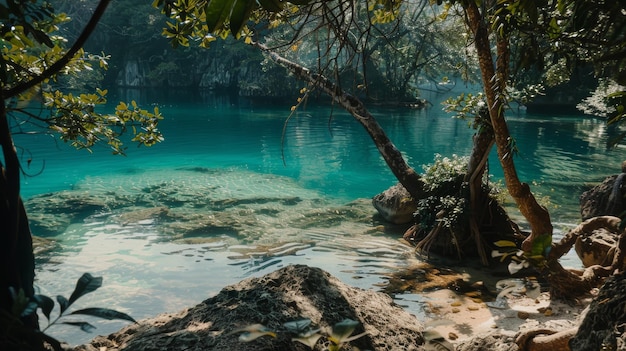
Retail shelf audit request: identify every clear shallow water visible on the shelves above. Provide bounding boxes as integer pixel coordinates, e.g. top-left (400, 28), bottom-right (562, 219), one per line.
top-left (16, 89), bottom-right (624, 344)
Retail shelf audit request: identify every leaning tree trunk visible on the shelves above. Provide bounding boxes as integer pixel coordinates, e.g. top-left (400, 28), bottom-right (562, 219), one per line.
top-left (464, 2), bottom-right (599, 299)
top-left (261, 44), bottom-right (520, 264)
top-left (257, 44), bottom-right (426, 201)
top-left (0, 95), bottom-right (38, 349)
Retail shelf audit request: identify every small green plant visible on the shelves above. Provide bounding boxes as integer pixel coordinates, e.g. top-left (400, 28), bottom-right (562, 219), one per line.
top-left (416, 154), bottom-right (471, 234)
top-left (421, 153), bottom-right (469, 190)
top-left (234, 318), bottom-right (367, 351)
top-left (491, 238), bottom-right (550, 275)
top-left (8, 273), bottom-right (136, 351)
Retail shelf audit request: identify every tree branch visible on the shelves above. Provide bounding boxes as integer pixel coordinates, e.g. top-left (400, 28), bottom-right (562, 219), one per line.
top-left (256, 43), bottom-right (425, 200)
top-left (3, 0), bottom-right (112, 98)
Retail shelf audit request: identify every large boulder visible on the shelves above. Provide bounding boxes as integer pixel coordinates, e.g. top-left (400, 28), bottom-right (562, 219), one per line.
top-left (580, 161), bottom-right (626, 221)
top-left (570, 271), bottom-right (626, 351)
top-left (72, 265), bottom-right (426, 351)
top-left (372, 183), bottom-right (417, 224)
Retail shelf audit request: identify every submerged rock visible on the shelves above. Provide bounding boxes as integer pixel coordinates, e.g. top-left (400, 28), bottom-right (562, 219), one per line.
top-left (72, 265), bottom-right (426, 351)
top-left (25, 191), bottom-right (113, 236)
top-left (372, 183), bottom-right (417, 224)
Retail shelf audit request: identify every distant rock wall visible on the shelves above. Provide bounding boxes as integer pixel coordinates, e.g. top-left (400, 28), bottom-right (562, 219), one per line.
top-left (116, 59), bottom-right (146, 87)
top-left (112, 49), bottom-right (302, 99)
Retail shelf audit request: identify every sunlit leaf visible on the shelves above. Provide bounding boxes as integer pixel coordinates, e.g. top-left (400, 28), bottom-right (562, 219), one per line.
top-left (493, 240), bottom-right (517, 248)
top-left (34, 294), bottom-right (55, 321)
top-left (68, 273), bottom-right (103, 307)
top-left (292, 333), bottom-right (322, 348)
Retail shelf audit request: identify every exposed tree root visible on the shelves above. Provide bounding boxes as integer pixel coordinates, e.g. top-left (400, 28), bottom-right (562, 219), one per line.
top-left (516, 328), bottom-right (578, 351)
top-left (546, 216), bottom-right (624, 299)
top-left (517, 216), bottom-right (625, 350)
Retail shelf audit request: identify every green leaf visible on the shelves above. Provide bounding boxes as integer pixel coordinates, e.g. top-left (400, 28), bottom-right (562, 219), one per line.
top-left (20, 301), bottom-right (39, 318)
top-left (34, 294), bottom-right (55, 321)
top-left (56, 295), bottom-right (69, 314)
top-left (229, 0), bottom-right (255, 37)
top-left (205, 0), bottom-right (232, 33)
top-left (283, 319), bottom-right (312, 333)
top-left (70, 308), bottom-right (137, 323)
top-left (493, 240), bottom-right (517, 248)
top-left (68, 273), bottom-right (103, 307)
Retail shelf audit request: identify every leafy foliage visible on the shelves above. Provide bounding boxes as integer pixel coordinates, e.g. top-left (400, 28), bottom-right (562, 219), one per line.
top-left (2, 0), bottom-right (164, 155)
top-left (7, 273), bottom-right (135, 351)
top-left (416, 154), bottom-right (471, 232)
top-left (1, 2), bottom-right (158, 350)
top-left (153, 0), bottom-right (473, 103)
top-left (491, 240), bottom-right (548, 275)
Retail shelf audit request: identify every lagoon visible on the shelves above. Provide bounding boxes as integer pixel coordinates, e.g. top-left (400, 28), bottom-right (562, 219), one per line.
top-left (18, 88), bottom-right (623, 345)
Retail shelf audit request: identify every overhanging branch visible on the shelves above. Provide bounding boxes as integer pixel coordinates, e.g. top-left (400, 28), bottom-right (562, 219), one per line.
top-left (3, 0), bottom-right (112, 98)
top-left (256, 43), bottom-right (425, 199)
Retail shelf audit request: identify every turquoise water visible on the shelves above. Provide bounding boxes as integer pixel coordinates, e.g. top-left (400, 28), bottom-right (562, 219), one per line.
top-left (17, 89), bottom-right (624, 344)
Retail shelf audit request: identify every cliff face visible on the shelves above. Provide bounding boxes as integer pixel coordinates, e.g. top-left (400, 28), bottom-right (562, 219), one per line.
top-left (111, 46), bottom-right (302, 99)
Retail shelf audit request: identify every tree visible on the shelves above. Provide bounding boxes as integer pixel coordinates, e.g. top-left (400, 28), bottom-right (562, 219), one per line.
top-left (153, 0), bottom-right (624, 299)
top-left (1, 1), bottom-right (162, 349)
top-left (449, 0), bottom-right (626, 298)
top-left (153, 0), bottom-right (520, 265)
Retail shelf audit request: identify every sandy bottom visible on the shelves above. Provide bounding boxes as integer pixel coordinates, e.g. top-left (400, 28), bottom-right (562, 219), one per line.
top-left (421, 287), bottom-right (589, 348)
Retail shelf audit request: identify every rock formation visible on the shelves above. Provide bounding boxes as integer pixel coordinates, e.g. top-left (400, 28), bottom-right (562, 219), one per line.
top-left (580, 161), bottom-right (626, 221)
top-left (569, 271), bottom-right (626, 350)
top-left (372, 183), bottom-right (417, 224)
top-left (71, 265), bottom-right (426, 351)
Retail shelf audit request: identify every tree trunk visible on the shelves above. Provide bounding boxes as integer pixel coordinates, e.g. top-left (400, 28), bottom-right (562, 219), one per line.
top-left (463, 2), bottom-right (606, 298)
top-left (258, 44), bottom-right (426, 201)
top-left (464, 108), bottom-right (495, 265)
top-left (0, 2), bottom-right (112, 348)
top-left (0, 95), bottom-right (38, 349)
top-left (464, 2), bottom-right (553, 253)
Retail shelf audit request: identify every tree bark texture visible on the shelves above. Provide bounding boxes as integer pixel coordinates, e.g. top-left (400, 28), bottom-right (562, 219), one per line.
top-left (462, 3), bottom-right (605, 298)
top-left (464, 108), bottom-right (495, 265)
top-left (0, 94), bottom-right (38, 348)
top-left (464, 2), bottom-right (553, 252)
